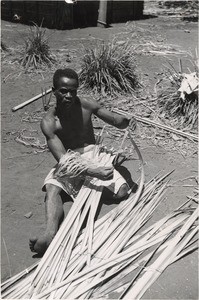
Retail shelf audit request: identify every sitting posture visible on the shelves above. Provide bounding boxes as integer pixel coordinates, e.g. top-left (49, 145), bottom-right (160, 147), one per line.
top-left (29, 68), bottom-right (134, 255)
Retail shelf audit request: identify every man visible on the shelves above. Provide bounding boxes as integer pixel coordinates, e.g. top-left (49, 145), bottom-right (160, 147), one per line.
top-left (29, 68), bottom-right (134, 255)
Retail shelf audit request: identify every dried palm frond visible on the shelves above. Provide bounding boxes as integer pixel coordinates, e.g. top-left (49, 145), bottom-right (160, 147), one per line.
top-left (121, 207), bottom-right (198, 299)
top-left (157, 58), bottom-right (198, 129)
top-left (1, 130), bottom-right (197, 299)
top-left (55, 150), bottom-right (90, 178)
top-left (2, 178), bottom-right (197, 299)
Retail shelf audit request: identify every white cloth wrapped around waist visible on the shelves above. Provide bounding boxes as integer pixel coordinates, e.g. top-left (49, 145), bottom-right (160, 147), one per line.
top-left (43, 145), bottom-right (127, 200)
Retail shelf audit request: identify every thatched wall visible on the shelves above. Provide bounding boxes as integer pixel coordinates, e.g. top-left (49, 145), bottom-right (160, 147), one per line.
top-left (1, 1), bottom-right (144, 29)
top-left (108, 0), bottom-right (144, 23)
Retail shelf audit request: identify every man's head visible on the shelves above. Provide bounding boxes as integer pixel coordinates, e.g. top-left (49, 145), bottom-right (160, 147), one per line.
top-left (52, 68), bottom-right (79, 108)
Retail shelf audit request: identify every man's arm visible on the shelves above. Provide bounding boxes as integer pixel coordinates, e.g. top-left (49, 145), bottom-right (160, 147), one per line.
top-left (41, 113), bottom-right (114, 180)
top-left (91, 100), bottom-right (130, 129)
top-left (41, 116), bottom-right (66, 162)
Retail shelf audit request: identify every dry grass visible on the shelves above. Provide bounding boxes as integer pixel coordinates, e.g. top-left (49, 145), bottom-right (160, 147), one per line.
top-left (17, 22), bottom-right (56, 70)
top-left (14, 128), bottom-right (48, 152)
top-left (79, 40), bottom-right (140, 96)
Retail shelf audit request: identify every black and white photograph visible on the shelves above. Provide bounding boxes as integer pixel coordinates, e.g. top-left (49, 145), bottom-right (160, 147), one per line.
top-left (1, 0), bottom-right (198, 299)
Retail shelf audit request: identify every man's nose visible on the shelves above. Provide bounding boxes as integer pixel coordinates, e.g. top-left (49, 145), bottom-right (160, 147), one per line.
top-left (65, 92), bottom-right (72, 97)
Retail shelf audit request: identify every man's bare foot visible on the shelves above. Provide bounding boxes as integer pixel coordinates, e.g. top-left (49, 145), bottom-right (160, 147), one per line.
top-left (29, 234), bottom-right (54, 255)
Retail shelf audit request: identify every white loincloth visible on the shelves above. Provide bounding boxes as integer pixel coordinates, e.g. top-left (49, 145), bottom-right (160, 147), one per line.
top-left (42, 145), bottom-right (127, 200)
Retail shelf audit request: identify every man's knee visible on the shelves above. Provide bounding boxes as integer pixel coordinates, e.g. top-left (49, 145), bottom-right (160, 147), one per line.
top-left (113, 183), bottom-right (129, 200)
top-left (45, 184), bottom-right (62, 200)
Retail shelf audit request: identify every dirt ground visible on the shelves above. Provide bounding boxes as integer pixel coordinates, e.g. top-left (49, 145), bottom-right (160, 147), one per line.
top-left (1, 8), bottom-right (198, 300)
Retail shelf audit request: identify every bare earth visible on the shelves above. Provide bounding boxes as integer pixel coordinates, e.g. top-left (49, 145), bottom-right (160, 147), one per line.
top-left (1, 12), bottom-right (198, 299)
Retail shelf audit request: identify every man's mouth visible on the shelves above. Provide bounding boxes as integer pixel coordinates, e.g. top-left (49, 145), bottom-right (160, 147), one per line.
top-left (62, 98), bottom-right (73, 107)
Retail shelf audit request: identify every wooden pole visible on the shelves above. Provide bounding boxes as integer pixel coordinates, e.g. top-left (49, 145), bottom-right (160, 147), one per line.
top-left (12, 88), bottom-right (52, 112)
top-left (113, 108), bottom-right (198, 142)
top-left (97, 0), bottom-right (108, 28)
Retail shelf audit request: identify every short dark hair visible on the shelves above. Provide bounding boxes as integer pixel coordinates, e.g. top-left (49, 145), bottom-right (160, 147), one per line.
top-left (53, 68), bottom-right (79, 88)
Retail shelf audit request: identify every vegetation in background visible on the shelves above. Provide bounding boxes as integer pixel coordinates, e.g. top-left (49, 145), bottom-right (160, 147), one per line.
top-left (79, 40), bottom-right (140, 96)
top-left (158, 0), bottom-right (198, 21)
top-left (158, 58), bottom-right (198, 129)
top-left (159, 0), bottom-right (194, 8)
top-left (18, 23), bottom-right (56, 70)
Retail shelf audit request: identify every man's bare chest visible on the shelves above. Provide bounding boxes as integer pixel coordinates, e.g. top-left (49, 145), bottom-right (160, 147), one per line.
top-left (54, 108), bottom-right (93, 147)
top-left (55, 114), bottom-right (83, 135)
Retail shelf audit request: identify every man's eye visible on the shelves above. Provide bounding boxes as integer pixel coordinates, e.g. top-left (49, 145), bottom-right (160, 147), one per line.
top-left (59, 90), bottom-right (74, 94)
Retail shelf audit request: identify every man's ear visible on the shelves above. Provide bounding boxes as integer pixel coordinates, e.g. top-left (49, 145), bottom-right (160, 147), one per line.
top-left (52, 87), bottom-right (56, 95)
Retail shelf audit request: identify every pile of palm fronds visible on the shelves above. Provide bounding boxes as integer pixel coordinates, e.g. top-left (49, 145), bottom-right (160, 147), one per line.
top-left (157, 59), bottom-right (198, 129)
top-left (79, 40), bottom-right (140, 96)
top-left (18, 23), bottom-right (56, 70)
top-left (1, 130), bottom-right (198, 299)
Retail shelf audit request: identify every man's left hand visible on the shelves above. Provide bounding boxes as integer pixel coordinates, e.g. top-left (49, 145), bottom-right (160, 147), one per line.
top-left (128, 116), bottom-right (136, 131)
top-left (113, 151), bottom-right (127, 167)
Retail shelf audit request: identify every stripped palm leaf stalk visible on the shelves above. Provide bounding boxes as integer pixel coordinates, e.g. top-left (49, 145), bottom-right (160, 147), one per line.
top-left (121, 206), bottom-right (198, 299)
top-left (1, 129), bottom-right (198, 299)
top-left (35, 202), bottom-right (197, 300)
top-left (93, 212), bottom-right (197, 298)
top-left (2, 128), bottom-right (120, 299)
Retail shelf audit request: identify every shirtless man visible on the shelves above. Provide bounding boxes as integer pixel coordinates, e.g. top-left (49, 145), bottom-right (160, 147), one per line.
top-left (29, 68), bottom-right (133, 255)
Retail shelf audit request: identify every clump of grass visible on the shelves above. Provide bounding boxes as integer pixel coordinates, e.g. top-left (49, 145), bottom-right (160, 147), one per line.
top-left (158, 59), bottom-right (198, 129)
top-left (18, 22), bottom-right (56, 70)
top-left (79, 40), bottom-right (140, 96)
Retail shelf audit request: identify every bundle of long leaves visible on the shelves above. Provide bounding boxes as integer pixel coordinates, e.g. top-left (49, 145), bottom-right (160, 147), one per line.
top-left (19, 23), bottom-right (56, 69)
top-left (158, 69), bottom-right (198, 129)
top-left (79, 40), bottom-right (140, 96)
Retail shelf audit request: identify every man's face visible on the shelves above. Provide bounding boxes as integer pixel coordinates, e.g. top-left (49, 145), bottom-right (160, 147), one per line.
top-left (54, 77), bottom-right (78, 108)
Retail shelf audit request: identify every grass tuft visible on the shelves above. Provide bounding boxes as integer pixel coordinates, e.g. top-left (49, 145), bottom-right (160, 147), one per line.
top-left (18, 22), bottom-right (56, 70)
top-left (79, 40), bottom-right (140, 96)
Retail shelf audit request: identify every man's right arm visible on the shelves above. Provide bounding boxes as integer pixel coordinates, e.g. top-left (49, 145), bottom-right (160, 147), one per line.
top-left (41, 116), bottom-right (66, 162)
top-left (41, 114), bottom-right (114, 180)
